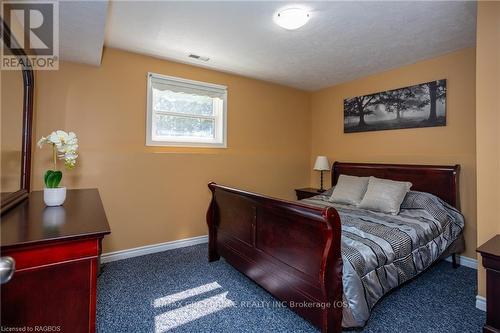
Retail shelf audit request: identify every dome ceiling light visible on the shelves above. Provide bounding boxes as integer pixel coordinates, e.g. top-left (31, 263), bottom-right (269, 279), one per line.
top-left (274, 7), bottom-right (310, 30)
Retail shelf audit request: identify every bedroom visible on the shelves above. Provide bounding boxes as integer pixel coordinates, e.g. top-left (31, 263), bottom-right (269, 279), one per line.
top-left (0, 1), bottom-right (499, 332)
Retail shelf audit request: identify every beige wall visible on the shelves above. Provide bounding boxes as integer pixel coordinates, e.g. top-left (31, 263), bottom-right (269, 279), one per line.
top-left (309, 48), bottom-right (477, 258)
top-left (476, 1), bottom-right (500, 297)
top-left (32, 48), bottom-right (311, 253)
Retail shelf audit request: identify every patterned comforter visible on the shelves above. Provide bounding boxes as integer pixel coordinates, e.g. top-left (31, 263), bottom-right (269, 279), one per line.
top-left (301, 190), bottom-right (464, 328)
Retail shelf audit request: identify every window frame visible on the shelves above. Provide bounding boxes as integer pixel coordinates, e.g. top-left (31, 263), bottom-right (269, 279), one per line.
top-left (146, 72), bottom-right (227, 148)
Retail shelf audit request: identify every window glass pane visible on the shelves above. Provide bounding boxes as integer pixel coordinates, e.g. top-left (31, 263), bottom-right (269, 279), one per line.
top-left (153, 88), bottom-right (217, 116)
top-left (154, 114), bottom-right (215, 138)
top-left (147, 73), bottom-right (226, 147)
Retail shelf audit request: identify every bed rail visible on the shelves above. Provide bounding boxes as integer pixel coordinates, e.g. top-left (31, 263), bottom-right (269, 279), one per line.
top-left (207, 183), bottom-right (343, 333)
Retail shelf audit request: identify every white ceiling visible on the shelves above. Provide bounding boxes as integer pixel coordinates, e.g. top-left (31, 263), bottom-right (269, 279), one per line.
top-left (59, 1), bottom-right (108, 66)
top-left (66, 1), bottom-right (476, 91)
top-left (4, 0), bottom-right (108, 66)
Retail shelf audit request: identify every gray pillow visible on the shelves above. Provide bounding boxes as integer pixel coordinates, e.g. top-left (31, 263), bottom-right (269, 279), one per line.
top-left (329, 175), bottom-right (369, 205)
top-left (358, 176), bottom-right (412, 215)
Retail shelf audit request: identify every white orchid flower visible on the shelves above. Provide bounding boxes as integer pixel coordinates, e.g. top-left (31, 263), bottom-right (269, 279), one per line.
top-left (37, 136), bottom-right (48, 148)
top-left (66, 132), bottom-right (78, 144)
top-left (46, 131), bottom-right (62, 147)
top-left (38, 130), bottom-right (79, 170)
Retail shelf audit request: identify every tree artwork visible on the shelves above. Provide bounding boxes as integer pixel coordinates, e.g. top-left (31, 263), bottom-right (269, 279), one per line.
top-left (344, 79), bottom-right (446, 133)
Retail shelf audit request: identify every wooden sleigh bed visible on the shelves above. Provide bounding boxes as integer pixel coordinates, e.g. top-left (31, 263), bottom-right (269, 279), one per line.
top-left (206, 162), bottom-right (462, 333)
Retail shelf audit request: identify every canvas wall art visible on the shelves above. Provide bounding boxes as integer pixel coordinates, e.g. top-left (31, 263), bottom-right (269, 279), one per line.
top-left (344, 79), bottom-right (446, 133)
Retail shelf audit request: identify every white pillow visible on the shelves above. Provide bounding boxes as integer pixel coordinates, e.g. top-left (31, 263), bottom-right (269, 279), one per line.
top-left (329, 175), bottom-right (369, 205)
top-left (358, 176), bottom-right (412, 215)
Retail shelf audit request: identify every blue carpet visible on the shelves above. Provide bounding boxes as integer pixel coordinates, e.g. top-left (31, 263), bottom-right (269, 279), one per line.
top-left (97, 244), bottom-right (485, 332)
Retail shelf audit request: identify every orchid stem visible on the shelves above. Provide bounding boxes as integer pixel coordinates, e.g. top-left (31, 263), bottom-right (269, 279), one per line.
top-left (52, 144), bottom-right (57, 170)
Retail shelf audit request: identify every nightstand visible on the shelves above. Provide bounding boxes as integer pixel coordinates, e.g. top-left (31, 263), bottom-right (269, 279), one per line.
top-left (477, 235), bottom-right (500, 333)
top-left (295, 188), bottom-right (324, 200)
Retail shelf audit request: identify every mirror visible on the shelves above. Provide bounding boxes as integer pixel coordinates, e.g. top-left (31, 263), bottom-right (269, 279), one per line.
top-left (1, 66), bottom-right (24, 196)
top-left (0, 18), bottom-right (34, 214)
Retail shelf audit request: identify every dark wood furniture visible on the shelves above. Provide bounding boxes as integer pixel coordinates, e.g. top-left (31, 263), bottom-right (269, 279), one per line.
top-left (295, 187), bottom-right (324, 200)
top-left (207, 162), bottom-right (461, 333)
top-left (1, 189), bottom-right (110, 333)
top-left (477, 235), bottom-right (500, 333)
top-left (331, 162), bottom-right (460, 207)
top-left (0, 17), bottom-right (35, 214)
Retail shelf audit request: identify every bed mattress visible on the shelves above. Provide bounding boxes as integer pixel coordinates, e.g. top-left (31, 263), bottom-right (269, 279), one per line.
top-left (301, 190), bottom-right (464, 327)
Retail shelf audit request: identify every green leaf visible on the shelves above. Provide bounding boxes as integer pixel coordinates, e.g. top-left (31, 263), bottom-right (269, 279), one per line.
top-left (45, 170), bottom-right (62, 188)
top-left (44, 170), bottom-right (53, 187)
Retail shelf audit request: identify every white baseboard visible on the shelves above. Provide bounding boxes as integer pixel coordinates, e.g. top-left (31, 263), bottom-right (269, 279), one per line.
top-left (445, 254), bottom-right (478, 269)
top-left (101, 235), bottom-right (208, 263)
top-left (476, 295), bottom-right (486, 312)
top-left (102, 238), bottom-right (478, 267)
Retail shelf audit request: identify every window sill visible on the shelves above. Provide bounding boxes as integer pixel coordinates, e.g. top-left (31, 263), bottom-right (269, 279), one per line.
top-left (145, 141), bottom-right (227, 149)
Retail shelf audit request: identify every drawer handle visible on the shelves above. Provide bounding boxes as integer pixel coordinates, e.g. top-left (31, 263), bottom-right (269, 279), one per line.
top-left (0, 256), bottom-right (15, 284)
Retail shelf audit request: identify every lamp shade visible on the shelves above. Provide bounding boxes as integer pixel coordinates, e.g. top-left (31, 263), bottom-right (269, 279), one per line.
top-left (313, 156), bottom-right (330, 171)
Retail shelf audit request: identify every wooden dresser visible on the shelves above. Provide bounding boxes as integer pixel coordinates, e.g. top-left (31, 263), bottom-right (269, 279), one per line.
top-left (1, 189), bottom-right (110, 333)
top-left (477, 235), bottom-right (500, 333)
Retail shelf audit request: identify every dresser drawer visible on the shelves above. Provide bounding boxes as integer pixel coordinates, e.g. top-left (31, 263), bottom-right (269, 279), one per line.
top-left (3, 239), bottom-right (99, 271)
top-left (1, 258), bottom-right (96, 333)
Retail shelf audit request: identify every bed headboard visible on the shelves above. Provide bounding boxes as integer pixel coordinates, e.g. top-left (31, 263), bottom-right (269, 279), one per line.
top-left (331, 162), bottom-right (460, 208)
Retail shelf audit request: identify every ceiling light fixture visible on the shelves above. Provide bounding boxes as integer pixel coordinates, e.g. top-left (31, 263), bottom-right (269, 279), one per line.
top-left (274, 7), bottom-right (310, 30)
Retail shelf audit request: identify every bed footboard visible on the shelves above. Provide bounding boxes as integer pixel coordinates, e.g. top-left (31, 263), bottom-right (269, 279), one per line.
top-left (207, 183), bottom-right (343, 333)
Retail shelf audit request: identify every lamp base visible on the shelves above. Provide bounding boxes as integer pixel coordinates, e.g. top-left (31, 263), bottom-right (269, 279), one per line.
top-left (319, 170), bottom-right (326, 192)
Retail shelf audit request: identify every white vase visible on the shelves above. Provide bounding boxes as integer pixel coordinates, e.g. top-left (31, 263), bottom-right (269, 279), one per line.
top-left (43, 187), bottom-right (66, 206)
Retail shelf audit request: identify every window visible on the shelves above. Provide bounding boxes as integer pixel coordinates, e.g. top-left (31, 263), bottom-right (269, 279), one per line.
top-left (146, 73), bottom-right (227, 147)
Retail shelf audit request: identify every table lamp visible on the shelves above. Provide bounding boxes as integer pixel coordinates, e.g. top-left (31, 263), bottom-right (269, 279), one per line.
top-left (313, 156), bottom-right (330, 192)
